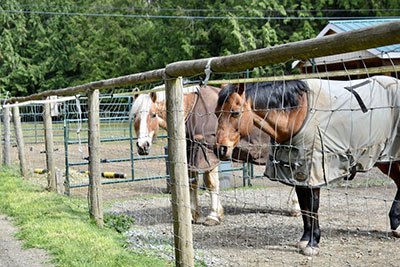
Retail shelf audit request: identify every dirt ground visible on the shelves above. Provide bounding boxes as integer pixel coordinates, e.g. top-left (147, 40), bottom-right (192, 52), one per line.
top-left (7, 141), bottom-right (400, 266)
top-left (105, 168), bottom-right (400, 267)
top-left (0, 215), bottom-right (53, 267)
top-left (3, 167), bottom-right (399, 267)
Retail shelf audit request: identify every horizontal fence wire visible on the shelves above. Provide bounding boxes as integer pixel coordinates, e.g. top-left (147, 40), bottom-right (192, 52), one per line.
top-left (2, 21), bottom-right (400, 266)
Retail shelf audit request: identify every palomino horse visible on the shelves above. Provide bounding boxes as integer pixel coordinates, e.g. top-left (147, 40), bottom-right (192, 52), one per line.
top-left (215, 76), bottom-right (400, 256)
top-left (129, 84), bottom-right (300, 226)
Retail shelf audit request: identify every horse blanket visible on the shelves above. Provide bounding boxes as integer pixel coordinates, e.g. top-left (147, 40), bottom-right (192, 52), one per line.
top-left (265, 76), bottom-right (400, 187)
top-left (186, 86), bottom-right (269, 172)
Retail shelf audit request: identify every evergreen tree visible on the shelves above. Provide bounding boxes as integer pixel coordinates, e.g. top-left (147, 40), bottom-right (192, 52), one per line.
top-left (0, 0), bottom-right (398, 96)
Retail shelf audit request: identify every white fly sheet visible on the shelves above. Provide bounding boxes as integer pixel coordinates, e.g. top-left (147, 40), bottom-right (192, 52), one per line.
top-left (266, 76), bottom-right (400, 187)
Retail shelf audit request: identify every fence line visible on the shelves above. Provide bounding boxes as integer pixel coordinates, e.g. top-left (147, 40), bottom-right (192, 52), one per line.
top-left (166, 77), bottom-right (194, 266)
top-left (54, 64), bottom-right (400, 99)
top-left (2, 107), bottom-right (11, 166)
top-left (165, 21), bottom-right (400, 77)
top-left (3, 96), bottom-right (76, 108)
top-left (2, 20), bottom-right (400, 267)
top-left (7, 68), bottom-right (166, 103)
top-left (207, 65), bottom-right (400, 85)
top-left (87, 89), bottom-right (103, 226)
top-left (12, 106), bottom-right (28, 178)
top-left (43, 102), bottom-right (57, 192)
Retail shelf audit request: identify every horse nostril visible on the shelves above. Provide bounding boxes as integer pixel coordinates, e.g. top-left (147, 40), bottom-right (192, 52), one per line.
top-left (218, 145), bottom-right (228, 158)
top-left (143, 141), bottom-right (150, 149)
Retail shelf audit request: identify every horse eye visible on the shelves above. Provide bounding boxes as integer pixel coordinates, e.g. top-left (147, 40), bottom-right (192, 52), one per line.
top-left (151, 113), bottom-right (157, 118)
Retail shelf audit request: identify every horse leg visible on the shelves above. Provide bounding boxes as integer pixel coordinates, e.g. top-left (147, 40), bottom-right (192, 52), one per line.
top-left (189, 171), bottom-right (200, 223)
top-left (296, 186), bottom-right (321, 256)
top-left (203, 167), bottom-right (224, 226)
top-left (376, 162), bottom-right (400, 237)
top-left (288, 187), bottom-right (301, 217)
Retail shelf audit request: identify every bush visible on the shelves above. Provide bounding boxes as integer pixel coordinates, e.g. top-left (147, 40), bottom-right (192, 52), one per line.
top-left (104, 213), bottom-right (135, 233)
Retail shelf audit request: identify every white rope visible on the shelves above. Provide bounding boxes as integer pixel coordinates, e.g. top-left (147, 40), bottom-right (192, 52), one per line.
top-left (3, 96), bottom-right (76, 108)
top-left (203, 57), bottom-right (215, 86)
top-left (1, 91), bottom-right (10, 107)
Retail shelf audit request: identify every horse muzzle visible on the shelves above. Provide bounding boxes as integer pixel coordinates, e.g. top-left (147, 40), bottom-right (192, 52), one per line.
top-left (137, 141), bottom-right (150, 155)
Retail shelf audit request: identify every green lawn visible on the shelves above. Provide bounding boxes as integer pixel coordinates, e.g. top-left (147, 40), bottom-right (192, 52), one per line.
top-left (0, 167), bottom-right (171, 267)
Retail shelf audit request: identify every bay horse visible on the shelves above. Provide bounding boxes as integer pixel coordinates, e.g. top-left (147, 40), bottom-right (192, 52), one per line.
top-left (214, 76), bottom-right (400, 256)
top-left (129, 84), bottom-right (300, 226)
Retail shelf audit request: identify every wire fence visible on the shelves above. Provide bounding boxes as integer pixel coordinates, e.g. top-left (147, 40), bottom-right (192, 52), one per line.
top-left (1, 21), bottom-right (400, 267)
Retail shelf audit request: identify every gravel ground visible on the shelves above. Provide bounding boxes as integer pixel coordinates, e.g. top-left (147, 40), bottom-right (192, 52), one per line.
top-left (107, 167), bottom-right (400, 267)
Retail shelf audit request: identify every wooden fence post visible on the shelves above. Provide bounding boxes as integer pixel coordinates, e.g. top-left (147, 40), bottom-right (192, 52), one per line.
top-left (12, 105), bottom-right (28, 178)
top-left (55, 169), bottom-right (65, 195)
top-left (0, 106), bottom-right (2, 165)
top-left (87, 89), bottom-right (103, 227)
top-left (165, 77), bottom-right (194, 267)
top-left (2, 106), bottom-right (11, 166)
top-left (43, 102), bottom-right (56, 191)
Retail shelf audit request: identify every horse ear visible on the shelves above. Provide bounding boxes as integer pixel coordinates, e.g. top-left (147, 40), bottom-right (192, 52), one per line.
top-left (132, 88), bottom-right (140, 100)
top-left (150, 92), bottom-right (157, 103)
top-left (236, 83), bottom-right (245, 96)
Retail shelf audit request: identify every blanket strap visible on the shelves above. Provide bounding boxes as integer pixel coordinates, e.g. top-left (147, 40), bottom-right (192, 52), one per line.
top-left (344, 79), bottom-right (371, 113)
top-left (316, 126), bottom-right (328, 185)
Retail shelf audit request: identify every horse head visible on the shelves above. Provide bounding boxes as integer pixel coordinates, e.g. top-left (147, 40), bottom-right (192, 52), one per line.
top-left (215, 80), bottom-right (311, 160)
top-left (215, 84), bottom-right (254, 160)
top-left (130, 92), bottom-right (166, 155)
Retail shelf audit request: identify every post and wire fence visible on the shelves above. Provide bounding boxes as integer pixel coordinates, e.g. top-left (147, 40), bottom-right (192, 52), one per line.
top-left (1, 21), bottom-right (400, 266)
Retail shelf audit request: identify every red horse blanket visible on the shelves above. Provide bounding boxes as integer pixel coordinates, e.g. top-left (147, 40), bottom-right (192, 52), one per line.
top-left (186, 86), bottom-right (269, 172)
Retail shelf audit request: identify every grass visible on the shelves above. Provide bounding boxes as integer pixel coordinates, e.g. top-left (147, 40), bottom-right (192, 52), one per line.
top-left (0, 167), bottom-right (171, 267)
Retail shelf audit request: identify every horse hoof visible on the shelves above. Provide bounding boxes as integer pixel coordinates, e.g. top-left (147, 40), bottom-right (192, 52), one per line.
top-left (297, 240), bottom-right (308, 250)
top-left (392, 228), bottom-right (400, 238)
top-left (302, 246), bottom-right (320, 256)
top-left (203, 217), bottom-right (221, 226)
top-left (162, 188), bottom-right (171, 194)
top-left (191, 217), bottom-right (201, 225)
top-left (191, 211), bottom-right (200, 223)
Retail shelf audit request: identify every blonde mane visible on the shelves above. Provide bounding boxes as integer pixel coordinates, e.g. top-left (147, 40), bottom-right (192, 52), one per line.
top-left (129, 85), bottom-right (200, 121)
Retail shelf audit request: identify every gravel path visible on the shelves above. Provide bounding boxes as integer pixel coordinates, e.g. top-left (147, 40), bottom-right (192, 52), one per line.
top-left (0, 215), bottom-right (53, 267)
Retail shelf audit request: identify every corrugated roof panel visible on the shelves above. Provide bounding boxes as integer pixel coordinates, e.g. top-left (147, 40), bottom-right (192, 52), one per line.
top-left (328, 19), bottom-right (400, 55)
top-left (331, 19), bottom-right (399, 31)
top-left (379, 44), bottom-right (400, 53)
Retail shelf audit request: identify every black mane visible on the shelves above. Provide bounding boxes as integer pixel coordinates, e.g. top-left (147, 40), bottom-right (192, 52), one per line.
top-left (218, 80), bottom-right (309, 110)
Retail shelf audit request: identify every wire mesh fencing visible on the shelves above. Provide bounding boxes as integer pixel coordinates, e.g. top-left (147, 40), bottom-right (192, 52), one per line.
top-left (1, 22), bottom-right (400, 266)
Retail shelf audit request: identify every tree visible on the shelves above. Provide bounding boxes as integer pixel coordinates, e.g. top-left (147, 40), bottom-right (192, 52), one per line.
top-left (0, 0), bottom-right (30, 96)
top-left (1, 0), bottom-right (399, 96)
